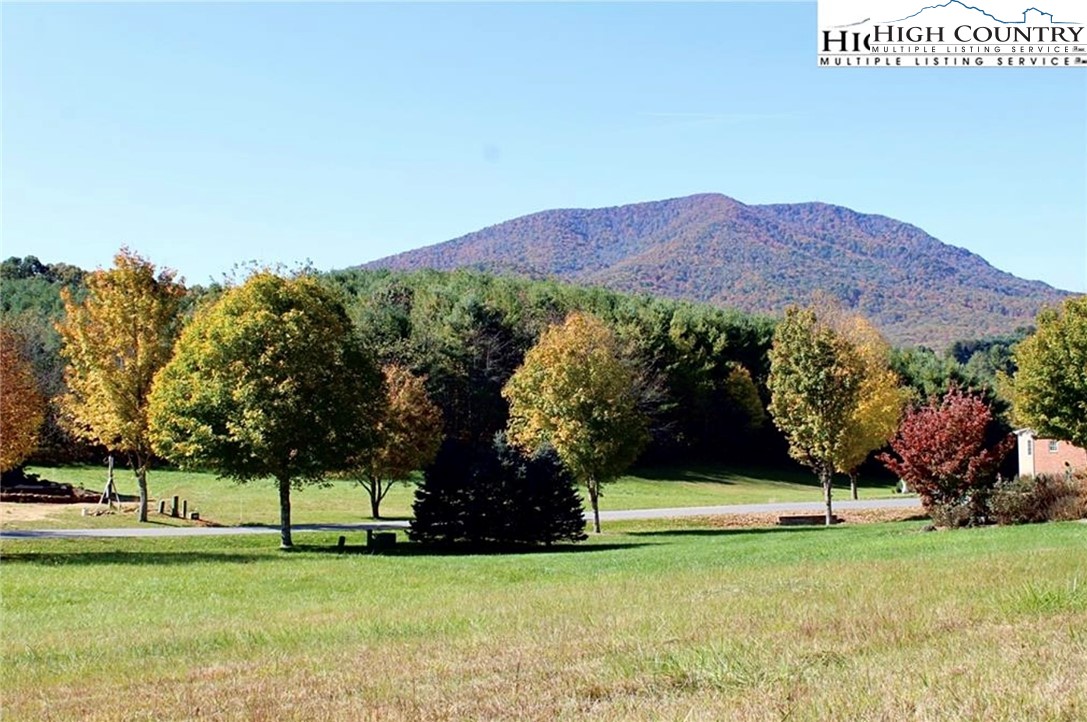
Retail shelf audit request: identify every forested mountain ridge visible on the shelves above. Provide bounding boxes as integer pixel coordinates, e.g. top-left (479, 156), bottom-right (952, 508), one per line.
top-left (364, 194), bottom-right (1071, 348)
top-left (2, 255), bottom-right (1024, 472)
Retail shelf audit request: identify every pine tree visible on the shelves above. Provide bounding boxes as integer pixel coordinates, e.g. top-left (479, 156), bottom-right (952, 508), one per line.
top-left (409, 435), bottom-right (586, 547)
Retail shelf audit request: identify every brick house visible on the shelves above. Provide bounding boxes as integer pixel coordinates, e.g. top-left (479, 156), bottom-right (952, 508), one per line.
top-left (1015, 429), bottom-right (1087, 478)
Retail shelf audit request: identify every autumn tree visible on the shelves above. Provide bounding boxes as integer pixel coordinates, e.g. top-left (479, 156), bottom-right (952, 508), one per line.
top-left (148, 273), bottom-right (385, 548)
top-left (1014, 296), bottom-right (1087, 449)
top-left (0, 328), bottom-right (46, 472)
top-left (768, 306), bottom-right (866, 525)
top-left (879, 387), bottom-right (1013, 521)
top-left (348, 364), bottom-right (443, 518)
top-left (836, 370), bottom-right (908, 500)
top-left (56, 250), bottom-right (185, 521)
top-left (503, 312), bottom-right (647, 533)
top-left (827, 314), bottom-right (909, 500)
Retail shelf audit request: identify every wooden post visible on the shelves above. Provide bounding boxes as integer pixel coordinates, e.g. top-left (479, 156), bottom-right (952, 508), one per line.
top-left (338, 535), bottom-right (346, 552)
top-left (99, 455), bottom-right (119, 509)
top-left (171, 496), bottom-right (179, 518)
top-left (182, 500), bottom-right (188, 519)
top-left (366, 529), bottom-right (374, 548)
top-left (158, 500), bottom-right (166, 515)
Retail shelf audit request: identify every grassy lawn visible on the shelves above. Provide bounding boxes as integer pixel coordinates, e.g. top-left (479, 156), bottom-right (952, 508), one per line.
top-left (2, 520), bottom-right (1084, 721)
top-left (607, 462), bottom-right (897, 510)
top-left (3, 463), bottom-right (899, 530)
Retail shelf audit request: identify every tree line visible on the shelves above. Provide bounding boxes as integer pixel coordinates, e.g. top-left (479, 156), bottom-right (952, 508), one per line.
top-left (2, 252), bottom-right (1083, 543)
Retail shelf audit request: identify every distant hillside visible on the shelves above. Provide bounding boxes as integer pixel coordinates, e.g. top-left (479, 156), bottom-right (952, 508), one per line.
top-left (364, 194), bottom-right (1072, 347)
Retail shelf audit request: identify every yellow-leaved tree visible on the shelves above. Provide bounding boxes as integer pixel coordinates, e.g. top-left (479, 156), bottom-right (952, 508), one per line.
top-left (503, 312), bottom-right (647, 533)
top-left (828, 314), bottom-right (910, 500)
top-left (768, 306), bottom-right (866, 525)
top-left (0, 327), bottom-right (47, 472)
top-left (57, 249), bottom-right (185, 521)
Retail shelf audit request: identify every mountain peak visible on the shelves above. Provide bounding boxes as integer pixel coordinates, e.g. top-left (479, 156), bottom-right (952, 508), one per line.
top-left (363, 195), bottom-right (1069, 347)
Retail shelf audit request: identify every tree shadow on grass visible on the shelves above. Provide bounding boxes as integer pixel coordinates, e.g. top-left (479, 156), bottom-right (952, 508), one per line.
top-left (236, 521), bottom-right (411, 529)
top-left (0, 550), bottom-right (266, 567)
top-left (629, 466), bottom-right (744, 485)
top-left (630, 465), bottom-right (896, 493)
top-left (290, 541), bottom-right (650, 557)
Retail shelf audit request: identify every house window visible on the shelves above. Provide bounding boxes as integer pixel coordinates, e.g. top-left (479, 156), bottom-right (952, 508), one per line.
top-left (1048, 440), bottom-right (1059, 453)
top-left (1027, 439), bottom-right (1033, 455)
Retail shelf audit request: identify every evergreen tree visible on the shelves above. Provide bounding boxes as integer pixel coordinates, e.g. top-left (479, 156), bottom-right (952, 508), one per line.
top-left (409, 435), bottom-right (586, 547)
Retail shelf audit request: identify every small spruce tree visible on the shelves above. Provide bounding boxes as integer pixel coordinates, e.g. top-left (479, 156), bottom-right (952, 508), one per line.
top-left (409, 435), bottom-right (586, 547)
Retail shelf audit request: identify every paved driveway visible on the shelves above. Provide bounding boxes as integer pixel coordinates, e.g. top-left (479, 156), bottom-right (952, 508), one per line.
top-left (0, 497), bottom-right (921, 540)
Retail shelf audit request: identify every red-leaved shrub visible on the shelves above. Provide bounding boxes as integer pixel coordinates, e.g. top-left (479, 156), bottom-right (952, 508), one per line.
top-left (879, 388), bottom-right (1013, 522)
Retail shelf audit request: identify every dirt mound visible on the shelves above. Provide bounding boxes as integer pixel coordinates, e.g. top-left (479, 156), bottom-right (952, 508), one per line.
top-left (0, 469), bottom-right (100, 504)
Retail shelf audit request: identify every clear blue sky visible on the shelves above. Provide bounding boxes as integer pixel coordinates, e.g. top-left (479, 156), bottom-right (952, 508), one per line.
top-left (3, 2), bottom-right (1085, 291)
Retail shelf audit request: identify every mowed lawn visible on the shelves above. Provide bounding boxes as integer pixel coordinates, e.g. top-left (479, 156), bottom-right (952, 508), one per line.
top-left (2, 520), bottom-right (1085, 721)
top-left (3, 463), bottom-right (899, 530)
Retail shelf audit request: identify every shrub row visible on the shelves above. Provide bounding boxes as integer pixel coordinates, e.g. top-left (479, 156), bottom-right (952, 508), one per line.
top-left (928, 470), bottom-right (1087, 527)
top-left (990, 471), bottom-right (1087, 525)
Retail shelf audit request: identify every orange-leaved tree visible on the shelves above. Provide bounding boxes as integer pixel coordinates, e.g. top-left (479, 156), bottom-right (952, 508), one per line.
top-left (0, 327), bottom-right (47, 472)
top-left (347, 364), bottom-right (444, 519)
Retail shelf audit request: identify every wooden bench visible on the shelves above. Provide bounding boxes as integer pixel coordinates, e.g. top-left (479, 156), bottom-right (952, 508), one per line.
top-left (336, 531), bottom-right (398, 552)
top-left (778, 514), bottom-right (841, 526)
top-left (367, 531), bottom-right (398, 550)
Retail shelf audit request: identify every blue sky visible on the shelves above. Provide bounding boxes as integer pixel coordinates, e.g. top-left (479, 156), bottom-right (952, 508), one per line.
top-left (3, 2), bottom-right (1085, 291)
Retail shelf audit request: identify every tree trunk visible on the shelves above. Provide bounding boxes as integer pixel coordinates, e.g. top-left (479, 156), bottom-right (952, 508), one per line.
top-left (588, 480), bottom-right (601, 534)
top-left (369, 480), bottom-right (381, 520)
top-left (278, 475), bottom-right (293, 549)
top-left (820, 466), bottom-right (834, 526)
top-left (849, 472), bottom-right (858, 501)
top-left (136, 465), bottom-right (149, 523)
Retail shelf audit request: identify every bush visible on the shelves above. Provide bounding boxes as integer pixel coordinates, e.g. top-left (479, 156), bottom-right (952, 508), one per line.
top-left (879, 388), bottom-right (1013, 525)
top-left (929, 501), bottom-right (976, 528)
top-left (990, 472), bottom-right (1087, 525)
top-left (409, 435), bottom-right (587, 547)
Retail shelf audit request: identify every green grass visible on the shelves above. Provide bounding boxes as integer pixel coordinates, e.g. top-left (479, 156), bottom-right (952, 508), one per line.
top-left (5, 463), bottom-right (898, 530)
top-left (2, 520), bottom-right (1085, 720)
top-left (609, 462), bottom-right (897, 509)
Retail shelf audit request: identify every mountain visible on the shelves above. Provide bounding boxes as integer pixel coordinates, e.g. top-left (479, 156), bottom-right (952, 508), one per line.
top-left (363, 193), bottom-right (1072, 347)
top-left (884, 1), bottom-right (1068, 25)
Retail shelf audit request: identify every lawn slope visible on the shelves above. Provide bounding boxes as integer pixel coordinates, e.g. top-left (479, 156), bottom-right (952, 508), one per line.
top-left (2, 521), bottom-right (1084, 721)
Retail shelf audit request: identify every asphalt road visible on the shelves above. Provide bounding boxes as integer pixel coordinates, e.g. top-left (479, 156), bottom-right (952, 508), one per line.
top-left (0, 497), bottom-right (921, 540)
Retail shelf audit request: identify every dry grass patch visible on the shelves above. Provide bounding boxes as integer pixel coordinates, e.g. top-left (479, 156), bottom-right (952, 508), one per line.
top-left (683, 506), bottom-right (927, 529)
top-left (0, 501), bottom-right (70, 524)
